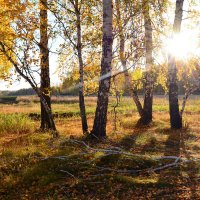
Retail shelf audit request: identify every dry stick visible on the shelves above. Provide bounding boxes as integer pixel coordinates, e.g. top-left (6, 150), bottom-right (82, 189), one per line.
top-left (96, 166), bottom-right (141, 174)
top-left (152, 156), bottom-right (181, 172)
top-left (44, 139), bottom-right (200, 162)
top-left (112, 76), bottom-right (120, 132)
top-left (69, 139), bottom-right (144, 157)
top-left (41, 152), bottom-right (92, 161)
top-left (60, 170), bottom-right (77, 180)
top-left (180, 86), bottom-right (199, 117)
top-left (95, 156), bottom-right (192, 175)
top-left (41, 139), bottom-right (200, 175)
top-left (68, 139), bottom-right (198, 163)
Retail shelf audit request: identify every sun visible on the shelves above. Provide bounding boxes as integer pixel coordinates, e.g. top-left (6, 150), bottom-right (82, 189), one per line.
top-left (165, 31), bottom-right (199, 60)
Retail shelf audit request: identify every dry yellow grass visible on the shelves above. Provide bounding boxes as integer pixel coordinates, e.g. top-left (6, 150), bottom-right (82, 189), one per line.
top-left (0, 96), bottom-right (199, 199)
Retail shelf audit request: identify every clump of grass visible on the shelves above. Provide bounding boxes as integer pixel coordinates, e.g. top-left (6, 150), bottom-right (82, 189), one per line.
top-left (0, 114), bottom-right (34, 135)
top-left (120, 117), bottom-right (136, 129)
top-left (135, 133), bottom-right (152, 145)
top-left (1, 149), bottom-right (14, 158)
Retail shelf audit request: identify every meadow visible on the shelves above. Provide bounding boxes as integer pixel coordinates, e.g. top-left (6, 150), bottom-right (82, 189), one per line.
top-left (0, 95), bottom-right (199, 199)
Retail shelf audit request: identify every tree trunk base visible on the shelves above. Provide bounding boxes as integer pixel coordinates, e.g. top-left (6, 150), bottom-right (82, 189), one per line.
top-left (136, 117), bottom-right (153, 127)
top-left (170, 119), bottom-right (182, 130)
top-left (88, 131), bottom-right (107, 141)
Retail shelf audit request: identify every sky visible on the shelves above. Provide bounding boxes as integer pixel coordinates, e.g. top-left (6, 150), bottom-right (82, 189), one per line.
top-left (0, 52), bottom-right (60, 91)
top-left (0, 0), bottom-right (199, 91)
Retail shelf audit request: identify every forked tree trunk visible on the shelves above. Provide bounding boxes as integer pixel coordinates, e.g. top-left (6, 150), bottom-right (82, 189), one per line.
top-left (115, 0), bottom-right (144, 119)
top-left (40, 0), bottom-right (56, 131)
top-left (75, 0), bottom-right (88, 134)
top-left (116, 0), bottom-right (154, 125)
top-left (168, 0), bottom-right (184, 129)
top-left (142, 2), bottom-right (154, 125)
top-left (91, 0), bottom-right (113, 138)
top-left (39, 93), bottom-right (57, 136)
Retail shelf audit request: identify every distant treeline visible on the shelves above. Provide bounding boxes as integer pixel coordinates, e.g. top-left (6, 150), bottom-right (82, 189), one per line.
top-left (0, 83), bottom-right (199, 97)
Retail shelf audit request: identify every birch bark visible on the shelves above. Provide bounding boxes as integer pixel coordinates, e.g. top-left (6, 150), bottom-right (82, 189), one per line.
top-left (91, 0), bottom-right (113, 138)
top-left (40, 0), bottom-right (55, 131)
top-left (168, 0), bottom-right (184, 129)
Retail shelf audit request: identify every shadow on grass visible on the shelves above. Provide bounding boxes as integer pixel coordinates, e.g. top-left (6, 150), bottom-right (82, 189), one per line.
top-left (116, 127), bottom-right (150, 151)
top-left (154, 128), bottom-right (199, 199)
top-left (0, 142), bottom-right (92, 199)
top-left (1, 125), bottom-right (199, 199)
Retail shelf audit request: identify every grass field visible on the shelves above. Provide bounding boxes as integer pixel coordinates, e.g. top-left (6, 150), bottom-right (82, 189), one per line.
top-left (0, 95), bottom-right (199, 199)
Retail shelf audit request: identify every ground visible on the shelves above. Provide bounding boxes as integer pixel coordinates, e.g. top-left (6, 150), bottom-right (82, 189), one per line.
top-left (0, 95), bottom-right (199, 200)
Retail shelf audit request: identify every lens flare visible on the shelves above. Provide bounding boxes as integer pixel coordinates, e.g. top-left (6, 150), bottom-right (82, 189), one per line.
top-left (165, 31), bottom-right (199, 60)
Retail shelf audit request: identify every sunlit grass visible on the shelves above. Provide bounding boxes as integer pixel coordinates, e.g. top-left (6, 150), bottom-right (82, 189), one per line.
top-left (0, 114), bottom-right (34, 135)
top-left (0, 95), bottom-right (200, 117)
top-left (0, 96), bottom-right (199, 199)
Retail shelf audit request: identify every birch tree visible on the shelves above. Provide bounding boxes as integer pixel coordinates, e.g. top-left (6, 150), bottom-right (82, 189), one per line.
top-left (142, 1), bottom-right (154, 125)
top-left (40, 0), bottom-right (55, 131)
top-left (115, 0), bottom-right (154, 125)
top-left (72, 0), bottom-right (88, 134)
top-left (48, 0), bottom-right (101, 134)
top-left (115, 0), bottom-right (144, 120)
top-left (91, 0), bottom-right (113, 138)
top-left (168, 0), bottom-right (184, 129)
top-left (0, 0), bottom-right (58, 136)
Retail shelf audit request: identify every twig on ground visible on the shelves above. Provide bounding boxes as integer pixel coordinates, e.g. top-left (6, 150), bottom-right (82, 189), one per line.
top-left (151, 156), bottom-right (181, 172)
top-left (60, 170), bottom-right (77, 180)
top-left (41, 139), bottom-right (200, 176)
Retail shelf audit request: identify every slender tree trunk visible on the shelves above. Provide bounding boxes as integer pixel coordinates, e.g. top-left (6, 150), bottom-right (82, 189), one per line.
top-left (168, 0), bottom-right (184, 129)
top-left (40, 0), bottom-right (56, 131)
top-left (142, 3), bottom-right (154, 125)
top-left (0, 41), bottom-right (58, 137)
top-left (115, 0), bottom-right (144, 119)
top-left (91, 0), bottom-right (113, 138)
top-left (75, 1), bottom-right (88, 134)
top-left (116, 0), bottom-right (154, 125)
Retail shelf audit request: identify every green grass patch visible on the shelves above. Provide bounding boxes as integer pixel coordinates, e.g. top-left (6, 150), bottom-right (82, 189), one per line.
top-left (0, 114), bottom-right (34, 135)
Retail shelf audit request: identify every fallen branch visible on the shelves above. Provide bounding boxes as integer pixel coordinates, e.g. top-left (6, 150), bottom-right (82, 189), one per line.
top-left (62, 139), bottom-right (200, 162)
top-left (41, 139), bottom-right (200, 176)
top-left (95, 157), bottom-right (188, 175)
top-left (96, 166), bottom-right (141, 174)
top-left (69, 139), bottom-right (150, 158)
top-left (60, 170), bottom-right (77, 180)
top-left (41, 152), bottom-right (93, 161)
top-left (151, 156), bottom-right (181, 172)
